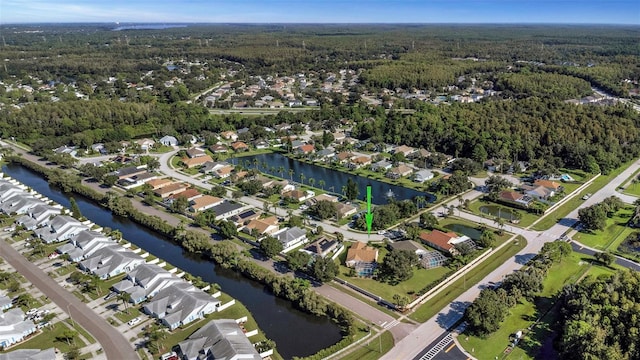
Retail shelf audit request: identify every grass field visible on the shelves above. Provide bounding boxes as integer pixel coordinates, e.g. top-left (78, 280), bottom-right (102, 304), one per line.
top-left (458, 251), bottom-right (616, 360)
top-left (532, 161), bottom-right (634, 231)
top-left (409, 236), bottom-right (527, 323)
top-left (572, 207), bottom-right (635, 251)
top-left (340, 331), bottom-right (394, 360)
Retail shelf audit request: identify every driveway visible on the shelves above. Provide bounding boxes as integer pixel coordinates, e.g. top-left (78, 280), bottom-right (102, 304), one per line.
top-left (0, 236), bottom-right (138, 360)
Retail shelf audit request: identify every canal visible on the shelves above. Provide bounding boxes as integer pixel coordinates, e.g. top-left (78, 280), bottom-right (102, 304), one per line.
top-left (236, 153), bottom-right (436, 205)
top-left (2, 164), bottom-right (342, 359)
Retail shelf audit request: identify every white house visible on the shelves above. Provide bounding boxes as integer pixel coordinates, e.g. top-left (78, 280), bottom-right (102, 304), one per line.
top-left (112, 264), bottom-right (182, 304)
top-left (143, 283), bottom-right (221, 330)
top-left (79, 245), bottom-right (145, 279)
top-left (177, 319), bottom-right (262, 360)
top-left (34, 215), bottom-right (89, 243)
top-left (414, 169), bottom-right (434, 183)
top-left (0, 309), bottom-right (36, 348)
top-left (274, 227), bottom-right (308, 253)
top-left (159, 135), bottom-right (178, 147)
top-left (16, 204), bottom-right (60, 230)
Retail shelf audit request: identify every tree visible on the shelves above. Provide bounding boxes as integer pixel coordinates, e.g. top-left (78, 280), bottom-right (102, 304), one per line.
top-left (379, 249), bottom-right (418, 284)
top-left (419, 212), bottom-right (438, 229)
top-left (286, 251), bottom-right (312, 272)
top-left (392, 294), bottom-right (410, 310)
top-left (308, 177), bottom-right (316, 188)
top-left (260, 236), bottom-right (283, 258)
top-left (218, 220), bottom-right (238, 239)
top-left (318, 179), bottom-right (326, 190)
top-left (56, 329), bottom-right (78, 346)
top-left (578, 204), bottom-right (607, 231)
top-left (14, 293), bottom-right (35, 308)
top-left (169, 196), bottom-right (189, 213)
top-left (68, 197), bottom-right (83, 220)
top-left (117, 292), bottom-right (131, 314)
top-left (309, 200), bottom-right (338, 220)
top-left (311, 256), bottom-right (339, 283)
top-left (102, 174), bottom-right (118, 187)
top-left (345, 178), bottom-right (359, 201)
top-left (594, 251), bottom-right (615, 266)
top-left (464, 289), bottom-right (507, 336)
top-left (484, 175), bottom-right (513, 197)
top-left (288, 168), bottom-right (294, 180)
top-left (478, 230), bottom-right (496, 248)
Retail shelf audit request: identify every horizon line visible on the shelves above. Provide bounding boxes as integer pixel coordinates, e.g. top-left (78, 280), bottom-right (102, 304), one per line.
top-left (1, 21), bottom-right (639, 26)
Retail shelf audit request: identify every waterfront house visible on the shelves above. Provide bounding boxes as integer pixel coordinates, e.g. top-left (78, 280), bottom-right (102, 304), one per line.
top-left (0, 195), bottom-right (41, 215)
top-left (347, 156), bottom-right (372, 169)
top-left (189, 195), bottom-right (224, 213)
top-left (305, 194), bottom-right (339, 207)
top-left (295, 144), bottom-right (315, 156)
top-left (228, 209), bottom-right (261, 227)
top-left (253, 139), bottom-right (270, 149)
top-left (207, 201), bottom-right (244, 221)
top-left (335, 203), bottom-right (357, 219)
top-left (315, 148), bottom-right (335, 161)
top-left (176, 319), bottom-right (261, 360)
top-left (282, 189), bottom-right (315, 203)
top-left (243, 216), bottom-right (280, 237)
top-left (159, 135), bottom-right (178, 147)
top-left (0, 296), bottom-right (12, 311)
top-left (154, 183), bottom-right (189, 199)
top-left (169, 189), bottom-right (202, 204)
top-left (115, 166), bottom-right (147, 180)
top-left (371, 160), bottom-right (393, 172)
top-left (0, 309), bottom-right (36, 349)
top-left (209, 144), bottom-right (229, 153)
top-left (414, 169), bottom-right (434, 183)
top-left (57, 230), bottom-right (116, 262)
top-left (345, 242), bottom-right (378, 276)
top-left (16, 204), bottom-right (60, 230)
top-left (274, 227), bottom-right (308, 253)
top-left (79, 245), bottom-right (144, 279)
top-left (499, 191), bottom-right (533, 208)
top-left (200, 161), bottom-right (230, 174)
top-left (147, 178), bottom-right (173, 190)
top-left (335, 152), bottom-right (354, 164)
top-left (231, 141), bottom-right (249, 152)
top-left (34, 215), bottom-right (88, 243)
top-left (112, 264), bottom-right (182, 304)
top-left (143, 283), bottom-right (221, 330)
top-left (386, 164), bottom-right (414, 179)
top-left (220, 131), bottom-right (238, 141)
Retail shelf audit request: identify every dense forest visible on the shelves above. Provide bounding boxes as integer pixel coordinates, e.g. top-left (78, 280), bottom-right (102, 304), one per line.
top-left (557, 270), bottom-right (640, 360)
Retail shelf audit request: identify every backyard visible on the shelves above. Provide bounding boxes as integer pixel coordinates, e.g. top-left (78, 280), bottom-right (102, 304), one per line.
top-left (572, 206), bottom-right (635, 251)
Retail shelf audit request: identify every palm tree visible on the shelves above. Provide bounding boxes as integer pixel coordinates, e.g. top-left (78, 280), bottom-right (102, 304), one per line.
top-left (262, 161), bottom-right (268, 171)
top-left (299, 173), bottom-right (306, 184)
top-left (117, 292), bottom-right (132, 314)
top-left (288, 169), bottom-right (294, 181)
top-left (318, 179), bottom-right (326, 190)
top-left (270, 166), bottom-right (276, 175)
top-left (494, 216), bottom-right (505, 235)
top-left (244, 159), bottom-right (251, 169)
top-left (415, 196), bottom-right (426, 209)
top-left (308, 178), bottom-right (315, 188)
top-left (278, 166), bottom-right (285, 179)
top-left (341, 185), bottom-right (347, 197)
top-left (253, 157), bottom-right (259, 169)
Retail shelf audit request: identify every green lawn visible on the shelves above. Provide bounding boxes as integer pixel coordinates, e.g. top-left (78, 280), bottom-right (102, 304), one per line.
top-left (572, 207), bottom-right (635, 250)
top-left (3, 321), bottom-right (87, 353)
top-left (409, 237), bottom-right (527, 322)
top-left (465, 198), bottom-right (540, 228)
top-left (458, 251), bottom-right (612, 360)
top-left (340, 331), bottom-right (394, 360)
top-left (114, 306), bottom-right (143, 324)
top-left (532, 161), bottom-right (633, 231)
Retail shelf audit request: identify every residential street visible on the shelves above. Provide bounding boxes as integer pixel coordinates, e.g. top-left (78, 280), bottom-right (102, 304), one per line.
top-left (0, 235), bottom-right (138, 360)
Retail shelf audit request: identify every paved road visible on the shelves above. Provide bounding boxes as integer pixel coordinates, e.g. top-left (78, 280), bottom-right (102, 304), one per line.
top-left (0, 237), bottom-right (138, 360)
top-left (382, 158), bottom-right (640, 360)
top-left (571, 241), bottom-right (640, 271)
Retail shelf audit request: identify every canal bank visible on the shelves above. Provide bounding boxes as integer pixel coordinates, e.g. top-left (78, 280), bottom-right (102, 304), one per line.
top-left (2, 163), bottom-right (343, 359)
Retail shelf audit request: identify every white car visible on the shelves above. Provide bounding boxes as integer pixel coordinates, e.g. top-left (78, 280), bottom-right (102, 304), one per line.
top-left (127, 317), bottom-right (141, 326)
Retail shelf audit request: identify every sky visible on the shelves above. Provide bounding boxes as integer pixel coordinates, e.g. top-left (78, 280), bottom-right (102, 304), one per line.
top-left (1, 0), bottom-right (638, 25)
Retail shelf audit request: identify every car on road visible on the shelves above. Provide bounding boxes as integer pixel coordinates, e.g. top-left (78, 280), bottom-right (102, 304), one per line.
top-left (128, 317), bottom-right (141, 326)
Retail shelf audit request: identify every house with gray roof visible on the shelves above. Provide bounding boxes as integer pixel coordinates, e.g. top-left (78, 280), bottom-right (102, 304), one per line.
top-left (0, 309), bottom-right (36, 348)
top-left (159, 135), bottom-right (178, 147)
top-left (371, 160), bottom-right (393, 172)
top-left (274, 227), bottom-right (308, 253)
top-left (414, 169), bottom-right (434, 183)
top-left (56, 230), bottom-right (116, 262)
top-left (34, 215), bottom-right (88, 243)
top-left (0, 295), bottom-right (12, 311)
top-left (177, 319), bottom-right (261, 360)
top-left (143, 283), bottom-right (221, 330)
top-left (79, 245), bottom-right (144, 280)
top-left (0, 195), bottom-right (41, 215)
top-left (112, 264), bottom-right (181, 304)
top-left (210, 201), bottom-right (245, 221)
top-left (16, 204), bottom-right (60, 230)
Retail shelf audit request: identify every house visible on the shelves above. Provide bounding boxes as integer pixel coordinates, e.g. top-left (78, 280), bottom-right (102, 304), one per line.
top-left (34, 215), bottom-right (88, 244)
top-left (136, 138), bottom-right (155, 151)
top-left (112, 264), bottom-right (181, 304)
top-left (118, 171), bottom-right (158, 189)
top-left (282, 189), bottom-right (315, 203)
top-left (0, 195), bottom-right (41, 215)
top-left (176, 319), bottom-right (261, 360)
top-left (335, 203), bottom-right (357, 219)
top-left (290, 140), bottom-right (304, 149)
top-left (16, 204), bottom-right (60, 230)
top-left (335, 152), bottom-right (354, 164)
top-left (348, 156), bottom-right (372, 169)
top-left (209, 144), bottom-right (228, 153)
top-left (274, 227), bottom-right (308, 253)
top-left (230, 141), bottom-right (249, 152)
top-left (389, 240), bottom-right (428, 257)
top-left (57, 230), bottom-right (115, 262)
top-left (159, 135), bottom-right (178, 147)
top-left (302, 237), bottom-right (340, 258)
top-left (394, 145), bottom-right (416, 157)
top-left (499, 191), bottom-right (533, 207)
top-left (0, 309), bottom-right (36, 349)
top-left (525, 185), bottom-right (555, 201)
top-left (147, 178), bottom-right (174, 190)
top-left (0, 348), bottom-right (57, 359)
top-left (0, 296), bottom-right (12, 312)
top-left (253, 139), bottom-right (270, 149)
top-left (189, 195), bottom-right (224, 213)
top-left (243, 216), bottom-right (280, 237)
top-left (220, 131), bottom-right (238, 141)
top-left (533, 179), bottom-right (563, 193)
top-left (182, 155), bottom-right (213, 169)
top-left (115, 166), bottom-right (147, 180)
top-left (186, 147), bottom-right (207, 158)
top-left (91, 143), bottom-right (107, 154)
top-left (414, 169), bottom-right (434, 183)
top-left (305, 194), bottom-right (339, 207)
top-left (154, 183), bottom-right (189, 199)
top-left (413, 148), bottom-right (431, 159)
top-left (332, 132), bottom-right (346, 143)
top-left (200, 161), bottom-right (231, 174)
top-left (213, 165), bottom-right (234, 179)
top-left (371, 160), bottom-right (393, 172)
top-left (295, 144), bottom-right (315, 155)
top-left (419, 230), bottom-right (475, 256)
top-left (143, 283), bottom-right (221, 330)
top-left (484, 159), bottom-right (502, 172)
top-left (315, 148), bottom-right (335, 160)
top-left (345, 242), bottom-right (378, 274)
top-left (209, 201), bottom-right (245, 220)
top-left (169, 189), bottom-right (202, 203)
top-left (386, 164), bottom-right (414, 179)
top-left (79, 245), bottom-right (144, 279)
top-left (228, 209), bottom-right (261, 227)
top-left (274, 123), bottom-right (290, 132)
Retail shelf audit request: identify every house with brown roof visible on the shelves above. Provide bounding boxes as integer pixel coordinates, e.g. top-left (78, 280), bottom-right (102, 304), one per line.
top-left (345, 241), bottom-right (378, 268)
top-left (348, 156), bottom-right (372, 169)
top-left (335, 203), bottom-right (357, 219)
top-left (394, 145), bottom-right (416, 157)
top-left (282, 189), bottom-right (315, 202)
top-left (136, 138), bottom-right (156, 151)
top-left (220, 131), bottom-right (238, 141)
top-left (189, 195), bottom-right (224, 212)
top-left (213, 166), bottom-right (234, 179)
top-left (230, 141), bottom-right (249, 152)
top-left (499, 190), bottom-right (532, 207)
top-left (335, 152), bottom-right (354, 164)
top-left (305, 194), bottom-right (339, 207)
top-left (419, 230), bottom-right (473, 256)
top-left (209, 144), bottom-right (228, 153)
top-left (181, 155), bottom-right (213, 169)
top-left (386, 164), bottom-right (414, 179)
top-left (154, 182), bottom-right (189, 198)
top-left (525, 185), bottom-right (555, 201)
top-left (533, 179), bottom-right (563, 192)
top-left (186, 147), bottom-right (206, 158)
top-left (147, 178), bottom-right (173, 190)
top-left (295, 144), bottom-right (315, 155)
top-left (169, 188), bottom-right (202, 202)
top-left (243, 216), bottom-right (280, 237)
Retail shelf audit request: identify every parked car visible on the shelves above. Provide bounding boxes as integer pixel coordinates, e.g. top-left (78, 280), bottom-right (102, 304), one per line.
top-left (582, 193), bottom-right (592, 200)
top-left (104, 291), bottom-right (117, 301)
top-left (127, 317), bottom-right (141, 326)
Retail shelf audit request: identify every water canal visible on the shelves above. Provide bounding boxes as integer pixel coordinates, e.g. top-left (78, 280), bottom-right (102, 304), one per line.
top-left (237, 153), bottom-right (436, 205)
top-left (2, 164), bottom-right (342, 359)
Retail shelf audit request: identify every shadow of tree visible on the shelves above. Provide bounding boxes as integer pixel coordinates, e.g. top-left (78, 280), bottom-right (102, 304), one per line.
top-left (515, 253), bottom-right (536, 265)
top-left (436, 300), bottom-right (471, 330)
